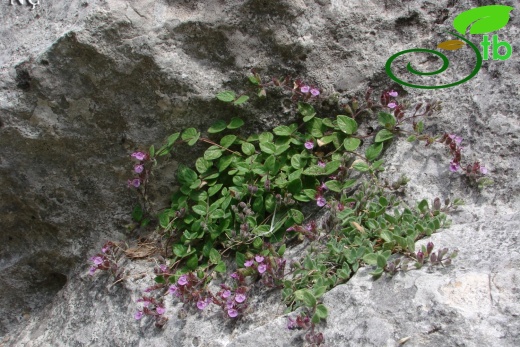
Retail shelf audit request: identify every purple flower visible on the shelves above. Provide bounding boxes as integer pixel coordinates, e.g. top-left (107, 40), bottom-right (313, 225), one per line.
top-left (320, 182), bottom-right (328, 191)
top-left (287, 317), bottom-right (297, 330)
top-left (387, 102), bottom-right (397, 109)
top-left (244, 259), bottom-right (254, 267)
top-left (388, 90), bottom-right (398, 97)
top-left (168, 285), bottom-right (178, 294)
top-left (317, 161), bottom-right (326, 168)
top-left (221, 290), bottom-right (231, 299)
top-left (134, 311), bottom-right (144, 320)
top-left (177, 275), bottom-right (188, 286)
top-left (304, 141), bottom-right (314, 150)
top-left (228, 308), bottom-right (238, 318)
top-left (89, 267), bottom-right (97, 275)
top-left (300, 85), bottom-right (310, 93)
top-left (258, 263), bottom-right (267, 274)
top-left (449, 161), bottom-right (460, 172)
top-left (131, 152), bottom-right (147, 161)
top-left (127, 178), bottom-right (141, 188)
top-left (317, 196), bottom-right (326, 207)
top-left (255, 255), bottom-right (264, 263)
top-left (91, 256), bottom-right (104, 265)
top-left (480, 165), bottom-right (488, 174)
top-left (159, 264), bottom-right (168, 273)
top-left (134, 164), bottom-right (144, 174)
top-left (230, 272), bottom-right (238, 279)
top-left (448, 134), bottom-right (463, 145)
top-left (156, 306), bottom-right (166, 315)
top-left (197, 299), bottom-right (209, 310)
top-left (286, 226), bottom-right (296, 232)
top-left (235, 293), bottom-right (246, 303)
top-left (310, 88), bottom-right (320, 96)
top-left (226, 300), bottom-right (235, 310)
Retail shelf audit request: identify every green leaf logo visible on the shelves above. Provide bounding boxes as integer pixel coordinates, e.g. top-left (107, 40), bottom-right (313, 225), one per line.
top-left (453, 5), bottom-right (514, 35)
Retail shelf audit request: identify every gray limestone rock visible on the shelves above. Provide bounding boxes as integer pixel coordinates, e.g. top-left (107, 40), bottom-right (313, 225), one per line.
top-left (1, 0), bottom-right (518, 346)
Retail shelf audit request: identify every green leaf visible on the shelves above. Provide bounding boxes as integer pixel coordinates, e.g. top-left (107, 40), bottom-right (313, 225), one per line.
top-left (324, 160), bottom-right (341, 175)
top-left (241, 142), bottom-right (256, 156)
top-left (298, 102), bottom-right (316, 121)
top-left (375, 129), bottom-right (394, 143)
top-left (214, 261), bottom-right (226, 273)
top-left (228, 117), bottom-right (244, 129)
top-left (378, 112), bottom-right (396, 128)
top-left (291, 154), bottom-right (304, 170)
top-left (208, 120), bottom-right (227, 134)
top-left (418, 199), bottom-right (429, 213)
top-left (181, 128), bottom-right (200, 145)
top-left (209, 248), bottom-right (221, 264)
top-left (149, 145), bottom-right (155, 158)
top-left (365, 142), bottom-right (383, 161)
top-left (294, 289), bottom-right (316, 308)
top-left (303, 165), bottom-right (325, 176)
top-left (208, 184), bottom-right (222, 197)
top-left (216, 90), bottom-right (236, 102)
top-left (278, 244), bottom-right (286, 256)
top-left (315, 304), bottom-right (328, 319)
top-left (380, 229), bottom-right (393, 243)
top-left (173, 244), bottom-right (187, 257)
top-left (290, 209), bottom-right (304, 224)
top-left (363, 253), bottom-right (378, 265)
top-left (273, 125), bottom-right (293, 136)
top-left (218, 155), bottom-right (234, 172)
top-left (248, 75), bottom-right (260, 85)
top-left (259, 142), bottom-right (276, 154)
top-left (195, 158), bottom-right (212, 174)
top-left (166, 132), bottom-right (180, 146)
top-left (343, 137), bottom-right (361, 151)
top-left (288, 178), bottom-right (302, 194)
top-left (236, 252), bottom-right (245, 267)
top-left (192, 205), bottom-right (207, 216)
top-left (187, 254), bottom-right (198, 269)
top-left (154, 275), bottom-right (165, 284)
top-left (453, 5), bottom-right (514, 35)
top-left (417, 121), bottom-right (424, 134)
top-left (325, 180), bottom-right (342, 192)
top-left (220, 135), bottom-right (237, 148)
top-left (337, 115), bottom-right (358, 135)
top-left (132, 204), bottom-right (143, 222)
top-left (407, 135), bottom-right (417, 142)
top-left (204, 145), bottom-right (223, 160)
top-left (259, 132), bottom-right (274, 143)
top-left (233, 95), bottom-right (249, 105)
top-left (177, 165), bottom-right (198, 185)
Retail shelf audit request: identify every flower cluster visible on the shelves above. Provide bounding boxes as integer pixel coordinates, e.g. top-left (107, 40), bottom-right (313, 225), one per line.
top-left (128, 151), bottom-right (149, 188)
top-left (214, 281), bottom-right (249, 318)
top-left (88, 241), bottom-right (119, 276)
top-left (168, 273), bottom-right (208, 307)
top-left (439, 133), bottom-right (488, 176)
top-left (294, 79), bottom-right (320, 100)
top-left (287, 220), bottom-right (318, 241)
top-left (244, 253), bottom-right (286, 287)
top-left (315, 181), bottom-right (328, 207)
top-left (134, 296), bottom-right (168, 327)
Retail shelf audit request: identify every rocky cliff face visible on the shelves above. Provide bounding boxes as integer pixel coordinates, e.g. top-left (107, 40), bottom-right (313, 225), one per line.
top-left (1, 0), bottom-right (519, 346)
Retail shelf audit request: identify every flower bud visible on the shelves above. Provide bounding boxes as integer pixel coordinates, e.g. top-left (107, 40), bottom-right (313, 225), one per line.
top-left (415, 103), bottom-right (423, 111)
top-left (239, 202), bottom-right (247, 209)
top-left (416, 251), bottom-right (424, 263)
top-left (444, 198), bottom-right (450, 206)
top-left (430, 253), bottom-right (437, 263)
top-left (433, 198), bottom-right (441, 211)
top-left (426, 241), bottom-right (434, 255)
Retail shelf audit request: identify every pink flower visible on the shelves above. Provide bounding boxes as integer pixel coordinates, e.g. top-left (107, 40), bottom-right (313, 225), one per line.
top-left (235, 293), bottom-right (246, 303)
top-left (127, 178), bottom-right (141, 188)
top-left (230, 272), bottom-right (238, 279)
top-left (310, 88), bottom-right (320, 96)
top-left (304, 141), bottom-right (314, 150)
top-left (258, 263), bottom-right (267, 274)
top-left (448, 134), bottom-right (463, 145)
top-left (168, 285), bottom-right (178, 294)
top-left (317, 161), bottom-right (326, 168)
top-left (156, 306), bottom-right (166, 315)
top-left (134, 311), bottom-right (144, 320)
top-left (134, 164), bottom-right (144, 174)
top-left (300, 85), bottom-right (310, 93)
top-left (228, 308), bottom-right (238, 318)
top-left (387, 102), bottom-right (397, 109)
top-left (449, 161), bottom-right (460, 172)
top-left (480, 165), bottom-right (488, 174)
top-left (388, 90), bottom-right (398, 97)
top-left (221, 290), bottom-right (231, 299)
top-left (178, 275), bottom-right (188, 286)
top-left (91, 256), bottom-right (104, 265)
top-left (159, 264), bottom-right (168, 273)
top-left (197, 299), bottom-right (209, 310)
top-left (317, 196), bottom-right (326, 207)
top-left (255, 255), bottom-right (264, 263)
top-left (131, 152), bottom-right (147, 161)
top-left (320, 182), bottom-right (328, 191)
top-left (89, 267), bottom-right (97, 275)
top-left (244, 259), bottom-right (254, 267)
